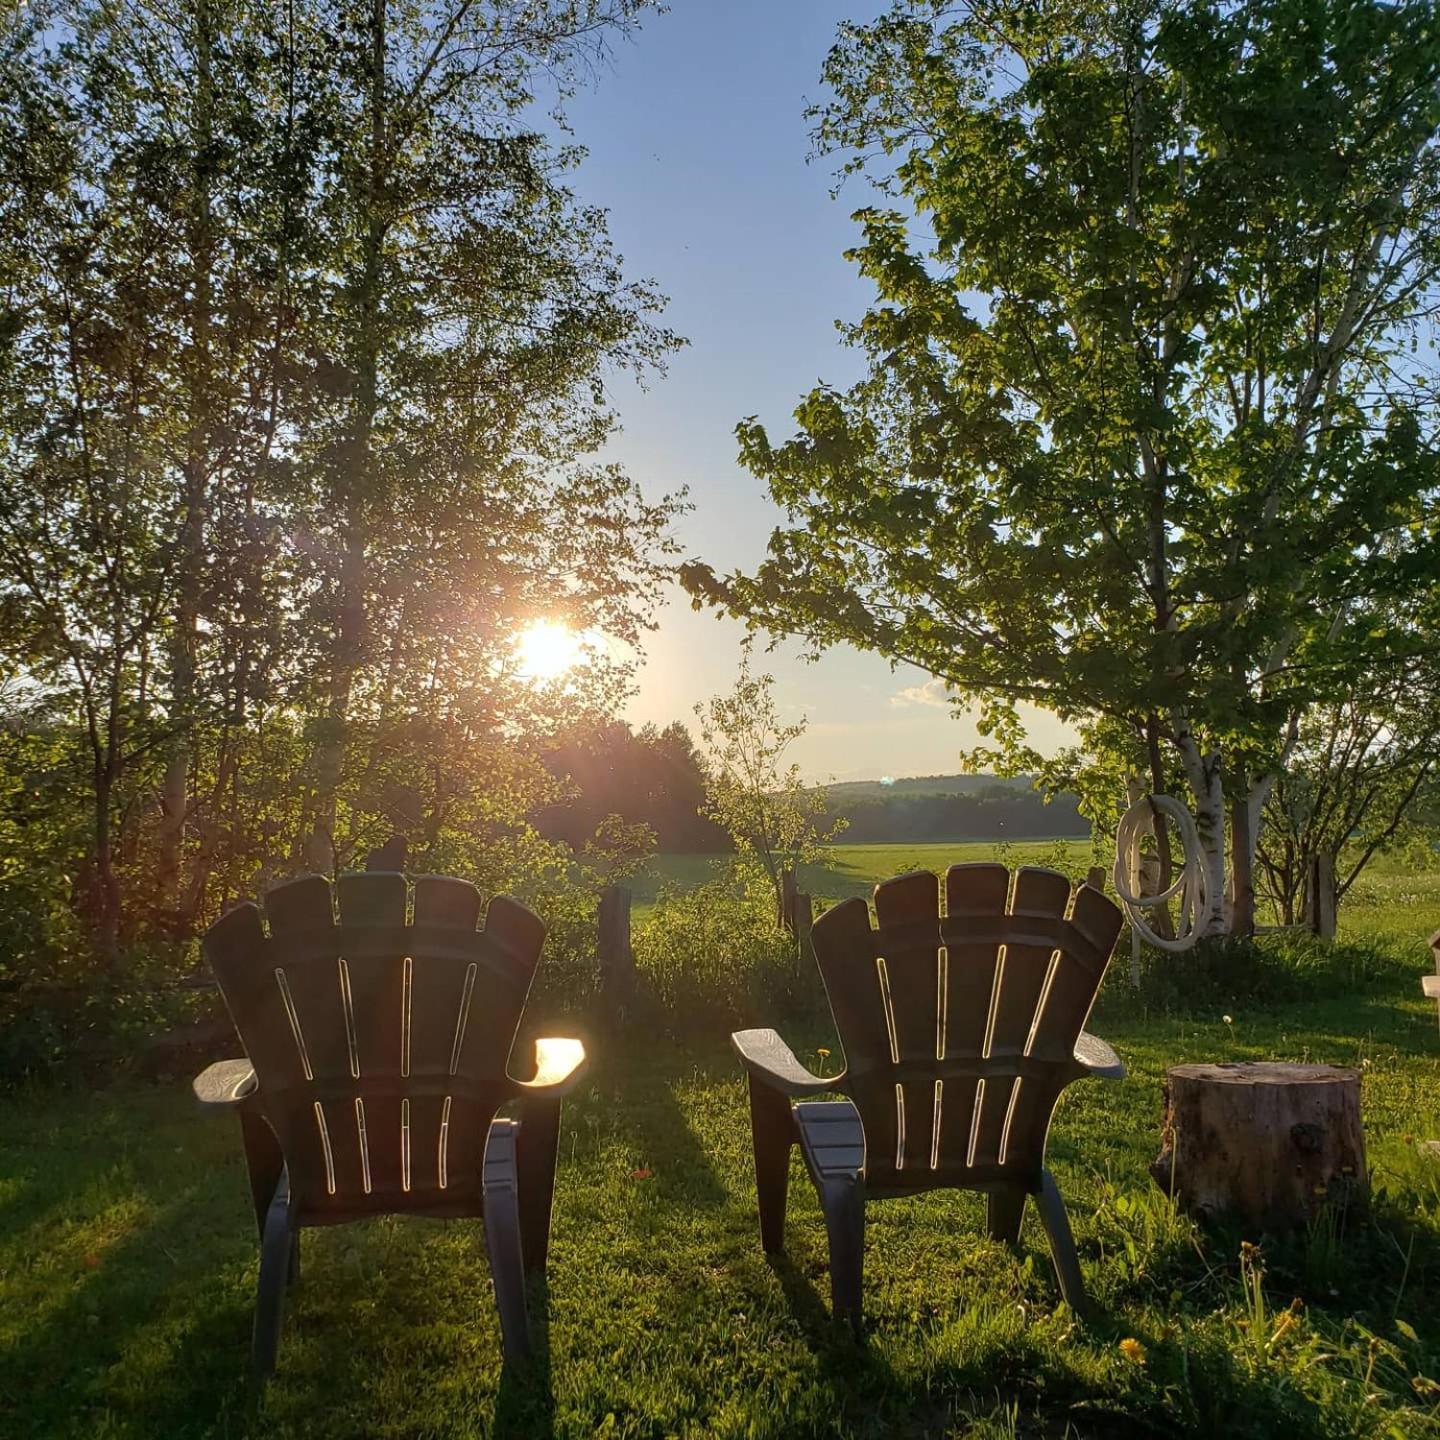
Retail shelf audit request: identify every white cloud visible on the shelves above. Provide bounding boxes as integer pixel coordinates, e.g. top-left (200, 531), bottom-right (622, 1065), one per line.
top-left (889, 676), bottom-right (951, 710)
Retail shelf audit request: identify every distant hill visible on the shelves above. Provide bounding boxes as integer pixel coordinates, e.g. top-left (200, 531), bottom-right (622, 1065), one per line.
top-left (819, 774), bottom-right (1089, 844)
top-left (821, 773), bottom-right (1035, 802)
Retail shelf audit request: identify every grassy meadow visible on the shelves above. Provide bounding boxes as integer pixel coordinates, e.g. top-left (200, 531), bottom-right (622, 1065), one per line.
top-left (631, 840), bottom-right (1100, 913)
top-left (4, 849), bottom-right (1440, 1438)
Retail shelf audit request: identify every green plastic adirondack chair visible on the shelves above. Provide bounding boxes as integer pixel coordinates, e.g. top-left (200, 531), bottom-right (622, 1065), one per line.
top-left (734, 864), bottom-right (1125, 1329)
top-left (193, 872), bottom-right (585, 1378)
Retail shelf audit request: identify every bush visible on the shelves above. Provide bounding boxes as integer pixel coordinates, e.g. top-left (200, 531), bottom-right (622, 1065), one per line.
top-left (0, 939), bottom-right (220, 1084)
top-left (1095, 929), bottom-right (1411, 1022)
top-left (632, 859), bottom-right (823, 1037)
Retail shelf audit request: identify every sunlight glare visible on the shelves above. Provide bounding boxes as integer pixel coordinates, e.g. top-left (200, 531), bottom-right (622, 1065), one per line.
top-left (516, 620), bottom-right (583, 682)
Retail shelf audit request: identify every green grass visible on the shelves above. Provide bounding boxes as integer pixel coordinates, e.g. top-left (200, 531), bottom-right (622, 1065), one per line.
top-left (5, 869), bottom-right (1440, 1438)
top-left (632, 840), bottom-right (1097, 913)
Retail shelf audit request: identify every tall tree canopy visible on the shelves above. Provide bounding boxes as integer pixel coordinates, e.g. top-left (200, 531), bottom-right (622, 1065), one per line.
top-left (0, 0), bottom-right (681, 958)
top-left (684, 0), bottom-right (1440, 934)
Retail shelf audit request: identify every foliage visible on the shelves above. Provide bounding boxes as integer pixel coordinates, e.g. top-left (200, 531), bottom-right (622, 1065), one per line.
top-left (695, 645), bottom-right (846, 915)
top-left (684, 0), bottom-right (1440, 938)
top-left (824, 781), bottom-right (1088, 844)
top-left (0, 0), bottom-right (681, 994)
top-left (536, 720), bottom-right (728, 853)
top-left (1259, 682), bottom-right (1440, 924)
top-left (631, 859), bottom-right (818, 1037)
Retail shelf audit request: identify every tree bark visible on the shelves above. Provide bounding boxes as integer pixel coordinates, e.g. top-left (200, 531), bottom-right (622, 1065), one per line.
top-left (1227, 792), bottom-right (1256, 938)
top-left (1152, 1062), bottom-right (1366, 1229)
top-left (159, 0), bottom-right (216, 929)
top-left (1173, 725), bottom-right (1227, 936)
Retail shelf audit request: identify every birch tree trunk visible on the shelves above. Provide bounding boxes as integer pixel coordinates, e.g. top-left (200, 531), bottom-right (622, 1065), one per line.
top-left (158, 0), bottom-right (215, 926)
top-left (307, 0), bottom-right (386, 868)
top-left (1173, 723), bottom-right (1227, 936)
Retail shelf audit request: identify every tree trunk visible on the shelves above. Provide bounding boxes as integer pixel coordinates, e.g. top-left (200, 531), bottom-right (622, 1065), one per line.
top-left (1174, 727), bottom-right (1227, 936)
top-left (1151, 1062), bottom-right (1366, 1229)
top-left (309, 0), bottom-right (386, 859)
top-left (1227, 793), bottom-right (1256, 937)
top-left (92, 751), bottom-right (121, 966)
top-left (158, 0), bottom-right (216, 927)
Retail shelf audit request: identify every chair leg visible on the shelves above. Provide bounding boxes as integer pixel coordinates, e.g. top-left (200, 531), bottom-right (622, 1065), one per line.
top-left (1036, 1168), bottom-right (1086, 1314)
top-left (483, 1178), bottom-right (531, 1366)
top-left (253, 1168), bottom-right (295, 1382)
top-left (239, 1110), bottom-right (285, 1243)
top-left (819, 1177), bottom-right (865, 1334)
top-left (747, 1077), bottom-right (794, 1254)
top-left (515, 1098), bottom-right (561, 1277)
top-left (986, 1184), bottom-right (1027, 1245)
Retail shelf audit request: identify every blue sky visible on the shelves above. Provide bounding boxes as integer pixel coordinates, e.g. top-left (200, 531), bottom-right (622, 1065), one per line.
top-left (559, 1), bottom-right (1071, 780)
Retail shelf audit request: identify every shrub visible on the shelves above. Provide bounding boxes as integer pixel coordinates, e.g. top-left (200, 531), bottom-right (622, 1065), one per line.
top-left (1095, 929), bottom-right (1411, 1021)
top-left (632, 859), bottom-right (822, 1038)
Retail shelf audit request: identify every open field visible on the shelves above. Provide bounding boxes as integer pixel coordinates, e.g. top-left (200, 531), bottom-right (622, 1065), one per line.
top-left (5, 864), bottom-right (1440, 1438)
top-left (631, 840), bottom-right (1099, 913)
top-left (633, 842), bottom-right (1440, 947)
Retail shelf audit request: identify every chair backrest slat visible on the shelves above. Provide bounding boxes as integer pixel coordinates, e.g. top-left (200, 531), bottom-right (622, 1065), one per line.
top-left (205, 873), bottom-right (546, 1217)
top-left (811, 863), bottom-right (1122, 1188)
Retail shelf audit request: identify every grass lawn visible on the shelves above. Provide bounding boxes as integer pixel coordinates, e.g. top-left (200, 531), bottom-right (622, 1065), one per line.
top-left (4, 869), bottom-right (1440, 1437)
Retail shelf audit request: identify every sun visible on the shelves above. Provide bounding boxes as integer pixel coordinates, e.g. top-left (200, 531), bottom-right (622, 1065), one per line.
top-left (515, 620), bottom-right (583, 682)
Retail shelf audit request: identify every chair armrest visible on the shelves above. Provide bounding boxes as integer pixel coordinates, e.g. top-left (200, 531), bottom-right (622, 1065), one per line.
top-left (193, 1058), bottom-right (258, 1107)
top-left (1073, 1032), bottom-right (1125, 1081)
top-left (1422, 975), bottom-right (1440, 1000)
top-left (510, 1036), bottom-right (587, 1095)
top-left (732, 1028), bottom-right (841, 1096)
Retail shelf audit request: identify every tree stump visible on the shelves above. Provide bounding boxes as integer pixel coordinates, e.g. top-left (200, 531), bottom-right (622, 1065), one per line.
top-left (1151, 1062), bottom-right (1366, 1229)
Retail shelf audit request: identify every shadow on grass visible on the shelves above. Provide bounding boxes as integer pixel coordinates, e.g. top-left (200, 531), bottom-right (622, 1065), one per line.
top-left (587, 1050), bottom-right (731, 1212)
top-left (494, 1277), bottom-right (554, 1440)
top-left (0, 1184), bottom-right (254, 1437)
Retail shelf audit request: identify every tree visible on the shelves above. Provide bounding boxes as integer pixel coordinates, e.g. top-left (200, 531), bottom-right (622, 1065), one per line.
top-left (0, 0), bottom-right (682, 958)
top-left (1257, 654), bottom-right (1440, 924)
top-left (683, 0), bottom-right (1440, 936)
top-left (537, 720), bottom-right (728, 852)
top-left (695, 647), bottom-right (844, 917)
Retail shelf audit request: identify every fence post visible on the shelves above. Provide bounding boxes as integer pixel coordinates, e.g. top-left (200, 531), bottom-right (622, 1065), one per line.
top-left (778, 866), bottom-right (799, 934)
top-left (598, 885), bottom-right (634, 1025)
top-left (1305, 854), bottom-right (1337, 940)
top-left (794, 891), bottom-right (814, 964)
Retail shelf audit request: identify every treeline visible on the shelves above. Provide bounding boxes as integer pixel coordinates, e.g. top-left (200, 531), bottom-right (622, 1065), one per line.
top-left (828, 786), bottom-right (1088, 843)
top-left (534, 725), bottom-right (1086, 850)
top-left (536, 723), bottom-right (728, 853)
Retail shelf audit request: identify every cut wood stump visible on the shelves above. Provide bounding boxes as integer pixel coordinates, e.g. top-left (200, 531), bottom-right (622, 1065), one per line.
top-left (1151, 1062), bottom-right (1366, 1230)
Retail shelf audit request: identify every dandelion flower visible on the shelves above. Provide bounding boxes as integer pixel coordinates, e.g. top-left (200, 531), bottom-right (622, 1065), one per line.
top-left (1222, 1014), bottom-right (1233, 1025)
top-left (1119, 1337), bottom-right (1146, 1365)
top-left (816, 1048), bottom-right (831, 1058)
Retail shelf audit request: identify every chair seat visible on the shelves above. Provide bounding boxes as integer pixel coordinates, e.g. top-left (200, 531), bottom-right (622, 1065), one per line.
top-left (796, 1099), bottom-right (865, 1184)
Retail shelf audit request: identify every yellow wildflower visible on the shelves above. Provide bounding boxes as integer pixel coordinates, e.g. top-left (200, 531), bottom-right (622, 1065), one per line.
top-left (1119, 1337), bottom-right (1146, 1366)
